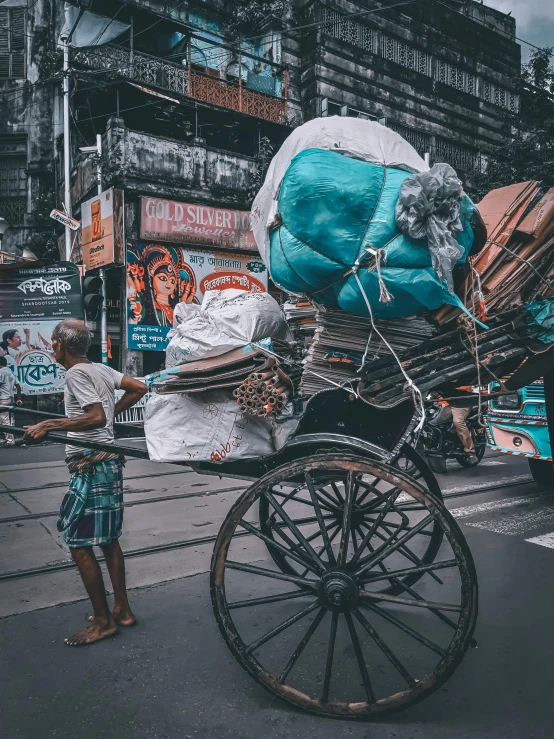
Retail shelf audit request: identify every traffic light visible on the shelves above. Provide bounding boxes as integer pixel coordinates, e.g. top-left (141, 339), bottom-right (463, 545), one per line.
top-left (82, 274), bottom-right (104, 319)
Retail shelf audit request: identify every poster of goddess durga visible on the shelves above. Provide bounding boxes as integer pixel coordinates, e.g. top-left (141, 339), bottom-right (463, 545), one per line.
top-left (141, 244), bottom-right (200, 327)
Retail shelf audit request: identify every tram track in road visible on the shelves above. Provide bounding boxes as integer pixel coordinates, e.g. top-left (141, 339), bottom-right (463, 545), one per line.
top-left (0, 473), bottom-right (539, 584)
top-left (0, 473), bottom-right (535, 527)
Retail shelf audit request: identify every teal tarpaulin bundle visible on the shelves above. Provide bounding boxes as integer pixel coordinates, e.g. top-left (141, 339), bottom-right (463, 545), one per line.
top-left (267, 147), bottom-right (482, 321)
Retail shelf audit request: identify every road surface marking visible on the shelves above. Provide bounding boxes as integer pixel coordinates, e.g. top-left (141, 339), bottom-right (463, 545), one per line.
top-left (444, 474), bottom-right (533, 495)
top-left (450, 495), bottom-right (546, 520)
top-left (465, 504), bottom-right (554, 536)
top-left (525, 532), bottom-right (554, 549)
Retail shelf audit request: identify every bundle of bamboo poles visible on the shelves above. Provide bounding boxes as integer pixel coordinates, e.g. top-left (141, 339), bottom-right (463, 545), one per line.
top-left (233, 363), bottom-right (300, 417)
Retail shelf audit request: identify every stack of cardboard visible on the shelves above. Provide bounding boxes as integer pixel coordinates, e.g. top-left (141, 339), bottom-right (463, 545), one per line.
top-left (300, 306), bottom-right (437, 396)
top-left (435, 181), bottom-right (554, 324)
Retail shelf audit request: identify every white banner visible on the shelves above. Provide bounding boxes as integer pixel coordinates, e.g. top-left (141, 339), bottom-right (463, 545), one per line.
top-left (0, 321), bottom-right (66, 396)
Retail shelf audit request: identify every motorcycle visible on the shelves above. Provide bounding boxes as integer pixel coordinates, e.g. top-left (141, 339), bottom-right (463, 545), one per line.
top-left (395, 399), bottom-right (487, 476)
top-left (418, 401), bottom-right (486, 474)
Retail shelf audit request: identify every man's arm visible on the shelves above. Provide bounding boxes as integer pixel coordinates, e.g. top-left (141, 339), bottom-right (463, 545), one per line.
top-left (115, 375), bottom-right (147, 417)
top-left (14, 383), bottom-right (22, 406)
top-left (23, 403), bottom-right (106, 442)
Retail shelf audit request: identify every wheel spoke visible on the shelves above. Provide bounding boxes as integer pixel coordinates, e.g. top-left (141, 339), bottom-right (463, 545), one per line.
top-left (378, 520), bottom-right (443, 585)
top-left (350, 490), bottom-right (401, 567)
top-left (246, 601), bottom-right (320, 654)
top-left (337, 472), bottom-right (356, 566)
top-left (359, 590), bottom-right (462, 613)
top-left (299, 525), bottom-right (341, 578)
top-left (360, 601), bottom-right (447, 657)
top-left (321, 611), bottom-right (339, 703)
top-left (385, 576), bottom-right (477, 647)
top-left (264, 489), bottom-right (327, 572)
top-left (353, 609), bottom-right (417, 688)
top-left (270, 489), bottom-right (339, 515)
top-left (344, 612), bottom-right (376, 703)
top-left (228, 590), bottom-right (313, 610)
top-left (329, 481), bottom-right (345, 505)
top-left (305, 472), bottom-right (337, 566)
top-left (238, 519), bottom-right (320, 575)
top-left (225, 560), bottom-right (317, 588)
top-left (278, 607), bottom-right (327, 683)
top-left (355, 514), bottom-right (434, 578)
top-left (364, 517), bottom-right (433, 537)
top-left (360, 559), bottom-right (458, 585)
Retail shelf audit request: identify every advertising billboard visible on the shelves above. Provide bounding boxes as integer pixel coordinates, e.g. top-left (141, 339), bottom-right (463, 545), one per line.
top-left (0, 261), bottom-right (83, 321)
top-left (0, 321), bottom-right (66, 395)
top-left (140, 197), bottom-right (256, 251)
top-left (81, 187), bottom-right (124, 269)
top-left (126, 241), bottom-right (268, 351)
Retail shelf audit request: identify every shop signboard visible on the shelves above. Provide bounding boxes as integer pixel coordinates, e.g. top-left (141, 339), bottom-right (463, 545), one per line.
top-left (140, 197), bottom-right (256, 251)
top-left (0, 261), bottom-right (83, 321)
top-left (81, 188), bottom-right (124, 270)
top-left (126, 241), bottom-right (267, 351)
top-left (0, 320), bottom-right (66, 395)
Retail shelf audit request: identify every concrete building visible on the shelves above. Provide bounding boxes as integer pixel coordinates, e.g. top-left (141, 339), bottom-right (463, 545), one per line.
top-left (0, 0), bottom-right (521, 375)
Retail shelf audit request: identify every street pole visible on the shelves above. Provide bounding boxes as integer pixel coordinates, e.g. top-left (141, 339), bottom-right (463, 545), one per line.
top-left (62, 35), bottom-right (72, 262)
top-left (96, 134), bottom-right (109, 366)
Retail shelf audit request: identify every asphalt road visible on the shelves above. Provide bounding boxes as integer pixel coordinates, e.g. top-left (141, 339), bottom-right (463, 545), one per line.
top-left (2, 444), bottom-right (554, 738)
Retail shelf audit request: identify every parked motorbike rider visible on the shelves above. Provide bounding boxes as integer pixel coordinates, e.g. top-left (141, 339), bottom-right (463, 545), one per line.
top-left (436, 383), bottom-right (479, 465)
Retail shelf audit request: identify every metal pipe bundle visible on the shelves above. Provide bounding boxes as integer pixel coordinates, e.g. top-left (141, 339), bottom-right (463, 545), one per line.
top-left (233, 364), bottom-right (300, 418)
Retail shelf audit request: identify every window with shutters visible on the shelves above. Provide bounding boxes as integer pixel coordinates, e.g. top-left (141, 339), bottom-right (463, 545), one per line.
top-left (0, 136), bottom-right (27, 225)
top-left (0, 8), bottom-right (26, 80)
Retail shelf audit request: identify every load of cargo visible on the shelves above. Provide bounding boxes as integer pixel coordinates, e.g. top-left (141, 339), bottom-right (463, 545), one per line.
top-left (145, 116), bottom-right (554, 463)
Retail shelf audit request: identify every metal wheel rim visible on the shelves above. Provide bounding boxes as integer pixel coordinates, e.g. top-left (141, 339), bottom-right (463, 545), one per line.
top-left (211, 455), bottom-right (478, 718)
top-left (259, 444), bottom-right (444, 595)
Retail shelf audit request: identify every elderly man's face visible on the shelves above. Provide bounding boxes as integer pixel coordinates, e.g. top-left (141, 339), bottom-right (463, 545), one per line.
top-left (51, 337), bottom-right (63, 364)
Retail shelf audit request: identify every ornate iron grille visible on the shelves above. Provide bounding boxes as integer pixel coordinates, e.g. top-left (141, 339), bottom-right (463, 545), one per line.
top-left (323, 7), bottom-right (378, 53)
top-left (0, 197), bottom-right (26, 224)
top-left (436, 137), bottom-right (483, 173)
top-left (73, 45), bottom-right (188, 97)
top-left (189, 70), bottom-right (286, 124)
top-left (74, 44), bottom-right (286, 124)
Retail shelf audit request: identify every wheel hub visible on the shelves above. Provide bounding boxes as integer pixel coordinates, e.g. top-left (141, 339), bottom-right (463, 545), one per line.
top-left (317, 570), bottom-right (359, 612)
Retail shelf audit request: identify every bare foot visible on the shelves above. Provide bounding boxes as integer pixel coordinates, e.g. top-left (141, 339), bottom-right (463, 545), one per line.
top-left (88, 606), bottom-right (136, 627)
top-left (66, 617), bottom-right (117, 646)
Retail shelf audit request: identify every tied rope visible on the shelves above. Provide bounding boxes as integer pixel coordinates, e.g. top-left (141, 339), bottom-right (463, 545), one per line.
top-left (352, 250), bottom-right (426, 433)
top-left (366, 245), bottom-right (393, 303)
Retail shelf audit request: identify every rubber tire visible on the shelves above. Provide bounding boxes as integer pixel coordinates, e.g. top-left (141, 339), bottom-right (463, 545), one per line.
top-left (529, 458), bottom-right (554, 488)
top-left (427, 453), bottom-right (447, 474)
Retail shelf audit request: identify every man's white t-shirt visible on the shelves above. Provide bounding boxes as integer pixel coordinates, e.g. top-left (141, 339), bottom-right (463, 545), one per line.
top-left (0, 367), bottom-right (16, 403)
top-left (64, 363), bottom-right (124, 455)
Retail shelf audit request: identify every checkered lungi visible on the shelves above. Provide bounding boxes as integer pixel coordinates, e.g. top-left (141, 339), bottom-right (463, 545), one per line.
top-left (57, 456), bottom-right (124, 549)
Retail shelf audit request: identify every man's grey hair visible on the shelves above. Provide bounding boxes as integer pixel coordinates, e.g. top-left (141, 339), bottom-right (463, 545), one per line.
top-left (52, 319), bottom-right (91, 356)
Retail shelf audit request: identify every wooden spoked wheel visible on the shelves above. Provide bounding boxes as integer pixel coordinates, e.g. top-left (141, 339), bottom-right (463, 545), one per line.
top-left (210, 455), bottom-right (478, 719)
top-left (259, 444), bottom-right (443, 595)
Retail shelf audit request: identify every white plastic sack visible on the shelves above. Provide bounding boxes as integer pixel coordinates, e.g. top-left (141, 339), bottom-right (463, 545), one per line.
top-left (165, 289), bottom-right (290, 367)
top-left (144, 390), bottom-right (275, 463)
top-left (251, 116), bottom-right (429, 266)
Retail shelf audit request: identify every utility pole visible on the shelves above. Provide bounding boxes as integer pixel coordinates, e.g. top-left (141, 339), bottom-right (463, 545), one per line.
top-left (61, 33), bottom-right (72, 262)
top-left (96, 134), bottom-right (109, 366)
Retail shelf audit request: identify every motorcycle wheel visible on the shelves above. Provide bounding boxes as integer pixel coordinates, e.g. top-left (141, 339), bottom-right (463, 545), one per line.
top-left (455, 430), bottom-right (486, 468)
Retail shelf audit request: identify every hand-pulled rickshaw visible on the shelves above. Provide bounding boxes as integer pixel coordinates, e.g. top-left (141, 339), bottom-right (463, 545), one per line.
top-left (2, 379), bottom-right (480, 720)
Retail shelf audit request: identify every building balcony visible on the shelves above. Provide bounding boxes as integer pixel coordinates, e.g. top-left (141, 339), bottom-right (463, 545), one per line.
top-left (73, 44), bottom-right (289, 126)
top-left (69, 117), bottom-right (258, 210)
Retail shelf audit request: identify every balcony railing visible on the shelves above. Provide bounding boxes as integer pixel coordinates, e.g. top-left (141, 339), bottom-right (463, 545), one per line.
top-left (73, 44), bottom-right (287, 125)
